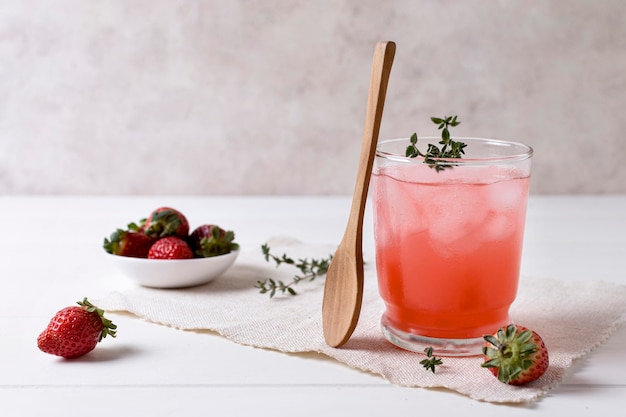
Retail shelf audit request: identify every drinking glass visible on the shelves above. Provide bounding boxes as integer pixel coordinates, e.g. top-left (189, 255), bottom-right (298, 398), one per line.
top-left (371, 137), bottom-right (533, 356)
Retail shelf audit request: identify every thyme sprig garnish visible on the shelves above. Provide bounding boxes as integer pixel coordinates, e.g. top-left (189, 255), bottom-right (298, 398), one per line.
top-left (405, 115), bottom-right (466, 172)
top-left (255, 243), bottom-right (333, 297)
top-left (420, 347), bottom-right (443, 373)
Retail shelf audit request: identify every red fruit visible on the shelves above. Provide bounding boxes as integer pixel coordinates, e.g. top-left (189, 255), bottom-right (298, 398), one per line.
top-left (482, 324), bottom-right (549, 385)
top-left (189, 224), bottom-right (239, 258)
top-left (144, 207), bottom-right (189, 239)
top-left (37, 298), bottom-right (117, 359)
top-left (189, 224), bottom-right (223, 248)
top-left (148, 236), bottom-right (194, 259)
top-left (103, 229), bottom-right (153, 258)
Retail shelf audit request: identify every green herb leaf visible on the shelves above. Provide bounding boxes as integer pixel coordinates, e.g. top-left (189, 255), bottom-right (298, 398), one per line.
top-left (255, 244), bottom-right (333, 297)
top-left (420, 347), bottom-right (443, 373)
top-left (406, 115), bottom-right (466, 172)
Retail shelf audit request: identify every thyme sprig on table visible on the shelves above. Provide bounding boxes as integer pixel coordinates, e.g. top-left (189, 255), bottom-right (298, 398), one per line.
top-left (405, 115), bottom-right (467, 172)
top-left (420, 347), bottom-right (443, 373)
top-left (255, 243), bottom-right (333, 297)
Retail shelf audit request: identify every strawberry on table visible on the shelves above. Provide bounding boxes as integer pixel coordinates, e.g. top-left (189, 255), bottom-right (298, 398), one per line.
top-left (148, 236), bottom-right (194, 260)
top-left (103, 228), bottom-right (153, 258)
top-left (482, 323), bottom-right (549, 385)
top-left (189, 224), bottom-right (239, 257)
top-left (37, 298), bottom-right (117, 359)
top-left (144, 207), bottom-right (189, 239)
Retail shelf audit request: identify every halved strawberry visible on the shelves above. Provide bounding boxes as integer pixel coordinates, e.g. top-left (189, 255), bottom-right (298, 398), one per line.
top-left (148, 236), bottom-right (194, 260)
top-left (103, 229), bottom-right (153, 258)
top-left (189, 224), bottom-right (239, 257)
top-left (144, 207), bottom-right (189, 239)
top-left (482, 323), bottom-right (549, 385)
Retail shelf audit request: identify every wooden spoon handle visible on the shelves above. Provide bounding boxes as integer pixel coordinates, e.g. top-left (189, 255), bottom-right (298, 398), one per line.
top-left (345, 41), bottom-right (396, 248)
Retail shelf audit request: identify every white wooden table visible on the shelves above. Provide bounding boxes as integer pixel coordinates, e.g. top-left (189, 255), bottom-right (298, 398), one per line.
top-left (1, 195), bottom-right (624, 416)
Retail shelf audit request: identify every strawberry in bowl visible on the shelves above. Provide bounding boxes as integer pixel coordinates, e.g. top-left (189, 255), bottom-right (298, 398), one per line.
top-left (104, 207), bottom-right (239, 288)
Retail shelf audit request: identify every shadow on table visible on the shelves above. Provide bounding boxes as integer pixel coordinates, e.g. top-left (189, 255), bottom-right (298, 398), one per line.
top-left (63, 344), bottom-right (141, 363)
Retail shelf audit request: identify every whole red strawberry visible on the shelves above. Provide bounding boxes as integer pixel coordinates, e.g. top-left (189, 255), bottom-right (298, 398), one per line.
top-left (189, 224), bottom-right (223, 248)
top-left (148, 236), bottom-right (194, 259)
top-left (103, 228), bottom-right (153, 258)
top-left (144, 207), bottom-right (189, 239)
top-left (189, 224), bottom-right (239, 257)
top-left (482, 323), bottom-right (549, 385)
top-left (37, 298), bottom-right (117, 359)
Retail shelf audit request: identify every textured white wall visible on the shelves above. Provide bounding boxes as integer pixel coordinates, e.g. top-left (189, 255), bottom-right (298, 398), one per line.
top-left (1, 0), bottom-right (625, 195)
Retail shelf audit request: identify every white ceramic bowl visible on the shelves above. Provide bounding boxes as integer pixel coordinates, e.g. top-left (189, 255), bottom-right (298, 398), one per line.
top-left (106, 250), bottom-right (239, 288)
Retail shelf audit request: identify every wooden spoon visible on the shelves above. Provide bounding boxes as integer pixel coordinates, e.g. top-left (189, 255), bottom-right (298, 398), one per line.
top-left (322, 41), bottom-right (396, 348)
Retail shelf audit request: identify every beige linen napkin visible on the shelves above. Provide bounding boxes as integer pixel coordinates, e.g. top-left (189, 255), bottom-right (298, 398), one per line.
top-left (95, 237), bottom-right (626, 403)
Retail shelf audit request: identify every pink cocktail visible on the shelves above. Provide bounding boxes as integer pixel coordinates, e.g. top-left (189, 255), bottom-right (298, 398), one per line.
top-left (372, 137), bottom-right (533, 356)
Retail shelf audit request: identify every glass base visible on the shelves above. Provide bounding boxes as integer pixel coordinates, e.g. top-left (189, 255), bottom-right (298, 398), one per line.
top-left (381, 320), bottom-right (486, 357)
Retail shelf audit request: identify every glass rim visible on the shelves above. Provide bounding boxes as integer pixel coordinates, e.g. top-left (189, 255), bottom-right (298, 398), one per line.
top-left (376, 137), bottom-right (534, 166)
